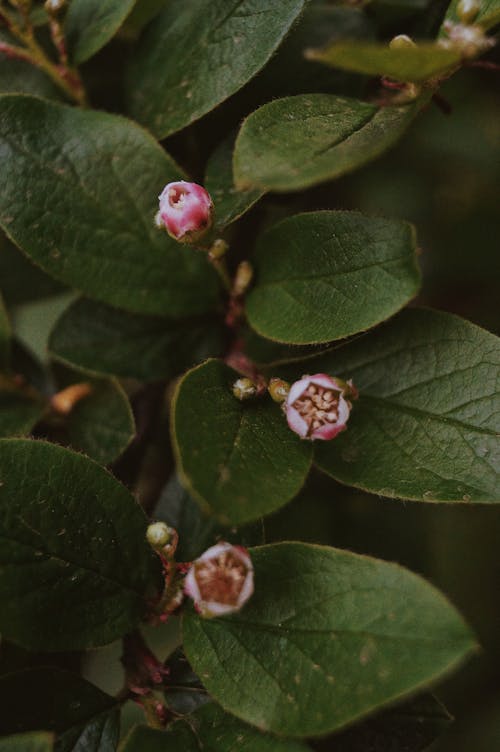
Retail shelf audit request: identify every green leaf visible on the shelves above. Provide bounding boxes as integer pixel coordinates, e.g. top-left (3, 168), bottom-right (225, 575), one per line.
top-left (65, 378), bottom-right (135, 465)
top-left (306, 41), bottom-right (461, 83)
top-left (172, 360), bottom-right (312, 525)
top-left (49, 298), bottom-right (224, 381)
top-left (0, 232), bottom-right (64, 306)
top-left (126, 0), bottom-right (307, 138)
top-left (65, 0), bottom-right (137, 64)
top-left (123, 0), bottom-right (167, 37)
top-left (162, 648), bottom-right (209, 717)
top-left (0, 439), bottom-right (160, 650)
top-left (0, 95), bottom-right (219, 318)
top-left (0, 733), bottom-right (53, 752)
top-left (233, 94), bottom-right (420, 192)
top-left (183, 542), bottom-right (475, 737)
top-left (279, 309), bottom-right (500, 503)
top-left (0, 30), bottom-right (62, 100)
top-left (122, 704), bottom-right (311, 751)
top-left (443, 0), bottom-right (500, 30)
top-left (324, 694), bottom-right (452, 752)
top-left (0, 386), bottom-right (45, 439)
top-left (205, 136), bottom-right (264, 230)
top-left (0, 668), bottom-right (117, 748)
top-left (246, 211), bottom-right (420, 345)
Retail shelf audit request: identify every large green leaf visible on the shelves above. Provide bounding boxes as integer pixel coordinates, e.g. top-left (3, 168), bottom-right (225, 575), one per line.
top-left (65, 0), bottom-right (137, 64)
top-left (205, 136), bottom-right (264, 230)
top-left (0, 733), bottom-right (53, 752)
top-left (443, 0), bottom-right (500, 30)
top-left (0, 95), bottom-right (219, 317)
top-left (279, 309), bottom-right (500, 503)
top-left (122, 704), bottom-right (311, 751)
top-left (126, 0), bottom-right (307, 138)
top-left (0, 667), bottom-right (118, 751)
top-left (233, 94), bottom-right (420, 192)
top-left (49, 298), bottom-right (224, 381)
top-left (172, 360), bottom-right (313, 525)
top-left (246, 211), bottom-right (420, 345)
top-left (183, 542), bottom-right (475, 737)
top-left (0, 439), bottom-right (160, 650)
top-left (65, 378), bottom-right (135, 465)
top-left (0, 232), bottom-right (64, 306)
top-left (306, 41), bottom-right (461, 82)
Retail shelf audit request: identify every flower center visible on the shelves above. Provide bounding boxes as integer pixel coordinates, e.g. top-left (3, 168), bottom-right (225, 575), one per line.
top-left (168, 186), bottom-right (188, 208)
top-left (292, 384), bottom-right (341, 436)
top-left (195, 551), bottom-right (247, 605)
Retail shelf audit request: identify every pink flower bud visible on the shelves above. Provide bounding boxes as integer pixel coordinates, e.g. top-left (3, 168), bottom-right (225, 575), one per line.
top-left (184, 542), bottom-right (254, 618)
top-left (157, 181), bottom-right (213, 244)
top-left (285, 373), bottom-right (355, 441)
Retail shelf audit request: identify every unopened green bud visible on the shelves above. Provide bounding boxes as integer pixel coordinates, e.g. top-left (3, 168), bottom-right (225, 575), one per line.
top-left (232, 377), bottom-right (257, 401)
top-left (457, 0), bottom-right (481, 24)
top-left (209, 239), bottom-right (229, 259)
top-left (268, 377), bottom-right (290, 403)
top-left (389, 34), bottom-right (416, 50)
top-left (233, 261), bottom-right (253, 297)
top-left (147, 521), bottom-right (172, 549)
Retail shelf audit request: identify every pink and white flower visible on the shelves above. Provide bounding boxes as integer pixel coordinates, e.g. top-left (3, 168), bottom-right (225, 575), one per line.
top-left (285, 373), bottom-right (356, 441)
top-left (157, 181), bottom-right (213, 243)
top-left (184, 542), bottom-right (254, 618)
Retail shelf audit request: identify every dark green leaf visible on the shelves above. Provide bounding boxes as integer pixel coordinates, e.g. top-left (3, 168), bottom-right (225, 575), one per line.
top-left (0, 30), bottom-right (62, 100)
top-left (0, 232), bottom-right (64, 306)
top-left (443, 0), bottom-right (500, 30)
top-left (66, 378), bottom-right (135, 465)
top-left (172, 360), bottom-right (312, 525)
top-left (246, 211), bottom-right (420, 345)
top-left (320, 694), bottom-right (452, 752)
top-left (0, 733), bottom-right (53, 752)
top-left (122, 704), bottom-right (311, 751)
top-left (0, 439), bottom-right (160, 650)
top-left (205, 136), bottom-right (264, 230)
top-left (126, 0), bottom-right (307, 138)
top-left (279, 309), bottom-right (500, 503)
top-left (155, 474), bottom-right (264, 562)
top-left (0, 668), bottom-right (117, 748)
top-left (183, 542), bottom-right (475, 737)
top-left (163, 648), bottom-right (209, 717)
top-left (0, 292), bottom-right (9, 368)
top-left (0, 95), bottom-right (220, 317)
top-left (306, 41), bottom-right (461, 83)
top-left (123, 1), bottom-right (167, 37)
top-left (65, 0), bottom-right (137, 64)
top-left (0, 380), bottom-right (45, 439)
top-left (49, 298), bottom-right (224, 381)
top-left (233, 94), bottom-right (420, 192)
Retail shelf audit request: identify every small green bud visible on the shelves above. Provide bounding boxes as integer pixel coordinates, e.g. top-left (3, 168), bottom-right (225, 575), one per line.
top-left (232, 377), bottom-right (258, 401)
top-left (457, 0), bottom-right (481, 24)
top-left (209, 238), bottom-right (229, 259)
top-left (233, 261), bottom-right (253, 296)
top-left (146, 521), bottom-right (172, 549)
top-left (267, 377), bottom-right (290, 403)
top-left (389, 34), bottom-right (417, 50)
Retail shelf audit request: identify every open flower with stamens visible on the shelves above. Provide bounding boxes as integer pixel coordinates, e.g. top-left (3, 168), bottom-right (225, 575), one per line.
top-left (285, 373), bottom-right (356, 441)
top-left (184, 542), bottom-right (254, 618)
top-left (156, 180), bottom-right (213, 244)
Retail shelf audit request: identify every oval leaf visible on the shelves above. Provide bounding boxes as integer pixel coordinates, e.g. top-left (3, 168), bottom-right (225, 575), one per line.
top-left (172, 360), bottom-right (312, 525)
top-left (126, 0), bottom-right (307, 138)
top-left (233, 94), bottom-right (420, 192)
top-left (122, 704), bottom-right (311, 751)
top-left (0, 439), bottom-right (160, 650)
top-left (280, 309), bottom-right (500, 503)
top-left (205, 136), bottom-right (264, 230)
top-left (65, 378), bottom-right (135, 464)
top-left (49, 298), bottom-right (224, 381)
top-left (183, 542), bottom-right (475, 737)
top-left (246, 211), bottom-right (420, 344)
top-left (0, 667), bottom-right (117, 748)
top-left (65, 0), bottom-right (137, 64)
top-left (0, 95), bottom-right (219, 317)
top-left (306, 41), bottom-right (461, 83)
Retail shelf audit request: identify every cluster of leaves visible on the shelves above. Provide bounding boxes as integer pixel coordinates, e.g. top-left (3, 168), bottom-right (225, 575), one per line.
top-left (0, 0), bottom-right (499, 750)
